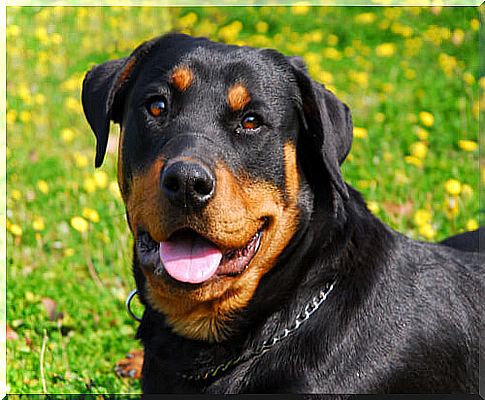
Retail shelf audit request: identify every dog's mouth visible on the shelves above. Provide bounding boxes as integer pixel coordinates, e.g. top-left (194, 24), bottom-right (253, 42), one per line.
top-left (137, 223), bottom-right (266, 285)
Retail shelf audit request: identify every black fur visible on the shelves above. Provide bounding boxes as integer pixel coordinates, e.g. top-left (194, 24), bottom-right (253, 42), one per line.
top-left (81, 33), bottom-right (483, 394)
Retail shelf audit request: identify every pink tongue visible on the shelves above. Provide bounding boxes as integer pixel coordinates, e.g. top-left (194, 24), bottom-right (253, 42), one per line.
top-left (160, 234), bottom-right (222, 284)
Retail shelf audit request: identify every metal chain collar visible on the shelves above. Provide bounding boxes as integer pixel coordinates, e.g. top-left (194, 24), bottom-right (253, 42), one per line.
top-left (178, 279), bottom-right (336, 382)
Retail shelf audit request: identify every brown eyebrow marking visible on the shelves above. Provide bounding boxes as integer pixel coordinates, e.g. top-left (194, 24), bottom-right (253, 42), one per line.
top-left (170, 66), bottom-right (194, 92)
top-left (227, 83), bottom-right (251, 111)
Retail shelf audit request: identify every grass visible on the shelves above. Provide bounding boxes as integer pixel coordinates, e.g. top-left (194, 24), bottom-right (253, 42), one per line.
top-left (6, 5), bottom-right (482, 394)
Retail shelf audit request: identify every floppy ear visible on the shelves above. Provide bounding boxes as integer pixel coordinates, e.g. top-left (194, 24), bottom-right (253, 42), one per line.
top-left (81, 38), bottom-right (158, 167)
top-left (288, 56), bottom-right (353, 202)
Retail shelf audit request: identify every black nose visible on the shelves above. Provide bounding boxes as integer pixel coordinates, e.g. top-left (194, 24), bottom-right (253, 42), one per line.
top-left (161, 161), bottom-right (215, 208)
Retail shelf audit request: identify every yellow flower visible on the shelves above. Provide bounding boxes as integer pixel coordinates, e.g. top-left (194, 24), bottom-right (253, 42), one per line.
top-left (64, 248), bottom-right (75, 257)
top-left (367, 201), bottom-right (379, 214)
top-left (291, 4), bottom-right (310, 15)
top-left (353, 127), bottom-right (368, 139)
top-left (375, 43), bottom-right (396, 57)
top-left (404, 156), bottom-right (422, 168)
top-left (419, 111), bottom-right (434, 127)
top-left (218, 21), bottom-right (243, 43)
top-left (405, 69), bottom-right (416, 80)
top-left (256, 21), bottom-right (268, 33)
top-left (444, 179), bottom-right (461, 196)
top-left (32, 217), bottom-right (45, 231)
top-left (35, 26), bottom-right (49, 43)
top-left (70, 216), bottom-right (89, 233)
top-left (19, 111), bottom-right (31, 123)
top-left (470, 19), bottom-right (479, 32)
top-left (458, 140), bottom-right (477, 152)
top-left (94, 170), bottom-right (109, 189)
top-left (6, 110), bottom-right (17, 125)
top-left (82, 207), bottom-right (100, 223)
top-left (466, 219), bottom-right (478, 231)
top-left (83, 177), bottom-right (97, 193)
top-left (178, 12), bottom-right (197, 28)
top-left (355, 12), bottom-right (376, 24)
top-left (37, 180), bottom-right (49, 194)
top-left (10, 189), bottom-right (22, 201)
top-left (35, 94), bottom-right (46, 105)
top-left (65, 97), bottom-right (81, 112)
top-left (409, 142), bottom-right (427, 159)
top-left (9, 224), bottom-right (23, 236)
top-left (463, 72), bottom-right (475, 85)
top-left (323, 47), bottom-right (341, 60)
top-left (74, 152), bottom-right (89, 168)
top-left (61, 128), bottom-right (75, 143)
top-left (415, 127), bottom-right (429, 141)
top-left (413, 209), bottom-right (432, 227)
top-left (418, 223), bottom-right (436, 240)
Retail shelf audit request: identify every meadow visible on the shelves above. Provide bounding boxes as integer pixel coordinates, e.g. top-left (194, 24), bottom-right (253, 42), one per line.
top-left (6, 6), bottom-right (483, 394)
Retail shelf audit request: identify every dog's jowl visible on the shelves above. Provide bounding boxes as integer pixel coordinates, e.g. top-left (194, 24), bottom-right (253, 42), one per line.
top-left (82, 33), bottom-right (483, 394)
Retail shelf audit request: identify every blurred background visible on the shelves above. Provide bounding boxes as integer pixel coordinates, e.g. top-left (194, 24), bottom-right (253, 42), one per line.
top-left (6, 6), bottom-right (482, 394)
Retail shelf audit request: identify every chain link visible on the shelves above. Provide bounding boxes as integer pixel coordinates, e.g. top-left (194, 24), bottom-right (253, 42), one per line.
top-left (179, 279), bottom-right (336, 382)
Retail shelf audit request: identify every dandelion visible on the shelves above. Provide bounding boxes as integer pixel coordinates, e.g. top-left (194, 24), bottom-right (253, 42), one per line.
top-left (451, 29), bottom-right (465, 46)
top-left (355, 13), bottom-right (376, 24)
top-left (466, 219), bottom-right (478, 231)
top-left (374, 113), bottom-right (385, 123)
top-left (82, 207), bottom-right (100, 223)
top-left (415, 127), bottom-right (429, 141)
top-left (323, 48), bottom-right (341, 60)
top-left (418, 223), bottom-right (436, 240)
top-left (444, 179), bottom-right (461, 196)
top-left (10, 189), bottom-right (22, 201)
top-left (74, 152), bottom-right (89, 168)
top-left (32, 217), bottom-right (45, 231)
top-left (83, 177), bottom-right (97, 193)
top-left (367, 201), bottom-right (379, 214)
top-left (413, 209), bottom-right (432, 226)
top-left (256, 21), bottom-right (268, 33)
top-left (353, 127), bottom-right (368, 139)
top-left (19, 111), bottom-right (31, 123)
top-left (94, 170), bottom-right (109, 189)
top-left (70, 216), bottom-right (89, 233)
top-left (458, 140), bottom-right (477, 152)
top-left (64, 248), bottom-right (75, 257)
top-left (404, 156), bottom-right (422, 168)
top-left (37, 180), bottom-right (49, 194)
top-left (419, 111), bottom-right (434, 127)
top-left (463, 72), bottom-right (475, 85)
top-left (375, 43), bottom-right (396, 57)
top-left (470, 19), bottom-right (479, 31)
top-left (9, 224), bottom-right (23, 236)
top-left (291, 4), bottom-right (310, 15)
top-left (409, 142), bottom-right (427, 160)
top-left (218, 21), bottom-right (243, 43)
top-left (61, 128), bottom-right (75, 143)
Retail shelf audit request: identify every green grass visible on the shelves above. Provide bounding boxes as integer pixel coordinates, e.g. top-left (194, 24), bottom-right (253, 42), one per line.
top-left (6, 6), bottom-right (482, 394)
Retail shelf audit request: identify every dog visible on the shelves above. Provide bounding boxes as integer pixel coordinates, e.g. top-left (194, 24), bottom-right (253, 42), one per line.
top-left (81, 33), bottom-right (483, 394)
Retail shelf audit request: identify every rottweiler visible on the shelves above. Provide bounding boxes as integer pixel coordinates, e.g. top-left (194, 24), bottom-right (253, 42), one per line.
top-left (81, 33), bottom-right (483, 394)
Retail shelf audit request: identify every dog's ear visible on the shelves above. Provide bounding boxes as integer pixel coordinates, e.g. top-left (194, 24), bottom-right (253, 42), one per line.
top-left (82, 38), bottom-right (158, 167)
top-left (288, 56), bottom-right (352, 201)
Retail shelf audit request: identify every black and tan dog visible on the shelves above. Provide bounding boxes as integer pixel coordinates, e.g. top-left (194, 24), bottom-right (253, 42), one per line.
top-left (82, 33), bottom-right (483, 394)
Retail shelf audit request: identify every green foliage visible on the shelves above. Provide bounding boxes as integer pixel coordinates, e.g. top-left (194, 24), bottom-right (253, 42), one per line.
top-left (6, 5), bottom-right (481, 394)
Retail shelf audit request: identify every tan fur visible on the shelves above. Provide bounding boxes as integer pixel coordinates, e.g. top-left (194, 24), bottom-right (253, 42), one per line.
top-left (170, 66), bottom-right (193, 92)
top-left (123, 144), bottom-right (300, 342)
top-left (227, 83), bottom-right (251, 111)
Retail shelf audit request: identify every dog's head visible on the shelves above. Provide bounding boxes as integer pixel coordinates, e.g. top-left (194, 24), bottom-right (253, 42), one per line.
top-left (82, 33), bottom-right (352, 342)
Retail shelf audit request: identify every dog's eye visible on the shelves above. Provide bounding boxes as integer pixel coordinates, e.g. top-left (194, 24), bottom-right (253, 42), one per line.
top-left (147, 98), bottom-right (167, 118)
top-left (241, 114), bottom-right (261, 131)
